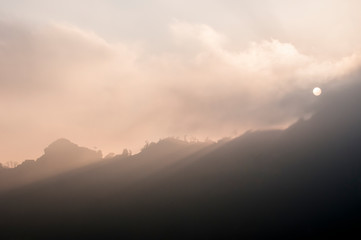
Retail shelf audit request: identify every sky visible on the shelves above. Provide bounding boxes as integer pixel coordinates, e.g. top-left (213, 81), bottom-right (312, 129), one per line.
top-left (1, 0), bottom-right (361, 164)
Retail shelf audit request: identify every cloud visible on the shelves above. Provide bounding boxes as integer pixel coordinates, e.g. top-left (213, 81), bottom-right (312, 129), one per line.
top-left (153, 21), bottom-right (361, 133)
top-left (0, 19), bottom-right (360, 163)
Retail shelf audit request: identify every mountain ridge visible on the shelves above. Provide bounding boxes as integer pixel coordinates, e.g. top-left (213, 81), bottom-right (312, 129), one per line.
top-left (1, 75), bottom-right (361, 238)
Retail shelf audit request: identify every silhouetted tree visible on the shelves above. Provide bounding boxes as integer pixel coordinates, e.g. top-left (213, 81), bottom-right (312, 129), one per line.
top-left (121, 149), bottom-right (130, 157)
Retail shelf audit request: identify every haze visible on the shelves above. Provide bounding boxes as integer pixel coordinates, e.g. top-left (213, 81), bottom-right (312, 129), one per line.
top-left (3, 1), bottom-right (361, 239)
top-left (1, 0), bottom-right (361, 164)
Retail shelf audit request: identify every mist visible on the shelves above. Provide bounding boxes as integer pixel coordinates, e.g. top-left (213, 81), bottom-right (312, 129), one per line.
top-left (2, 1), bottom-right (361, 238)
top-left (1, 66), bottom-right (361, 238)
top-left (1, 17), bottom-right (360, 164)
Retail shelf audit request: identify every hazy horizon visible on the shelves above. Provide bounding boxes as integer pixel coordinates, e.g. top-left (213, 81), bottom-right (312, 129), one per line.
top-left (2, 2), bottom-right (361, 238)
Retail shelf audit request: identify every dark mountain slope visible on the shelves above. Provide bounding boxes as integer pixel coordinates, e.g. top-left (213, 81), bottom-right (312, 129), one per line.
top-left (1, 76), bottom-right (361, 239)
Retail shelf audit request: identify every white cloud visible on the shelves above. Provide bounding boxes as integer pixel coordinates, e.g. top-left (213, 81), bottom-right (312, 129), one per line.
top-left (0, 20), bottom-right (360, 163)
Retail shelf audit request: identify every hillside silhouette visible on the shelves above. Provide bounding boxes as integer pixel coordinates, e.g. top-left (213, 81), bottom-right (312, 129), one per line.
top-left (0, 139), bottom-right (102, 191)
top-left (1, 73), bottom-right (361, 239)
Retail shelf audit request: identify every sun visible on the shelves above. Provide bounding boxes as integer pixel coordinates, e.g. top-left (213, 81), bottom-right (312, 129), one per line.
top-left (313, 87), bottom-right (322, 96)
